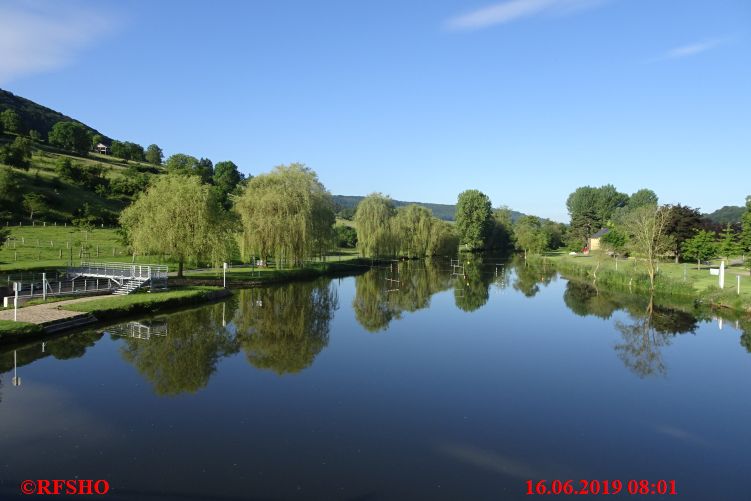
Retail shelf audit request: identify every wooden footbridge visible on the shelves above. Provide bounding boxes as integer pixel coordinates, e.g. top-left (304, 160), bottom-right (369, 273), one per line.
top-left (67, 262), bottom-right (168, 295)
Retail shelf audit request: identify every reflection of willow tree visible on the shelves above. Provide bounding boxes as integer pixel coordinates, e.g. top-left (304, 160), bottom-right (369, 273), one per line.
top-left (353, 260), bottom-right (452, 331)
top-left (614, 297), bottom-right (698, 378)
top-left (47, 331), bottom-right (105, 360)
top-left (511, 257), bottom-right (556, 298)
top-left (235, 280), bottom-right (338, 374)
top-left (119, 301), bottom-right (239, 395)
top-left (454, 254), bottom-right (492, 312)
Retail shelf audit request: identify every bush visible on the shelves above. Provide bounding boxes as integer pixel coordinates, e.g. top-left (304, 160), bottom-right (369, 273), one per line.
top-left (335, 224), bottom-right (358, 248)
top-left (0, 136), bottom-right (32, 170)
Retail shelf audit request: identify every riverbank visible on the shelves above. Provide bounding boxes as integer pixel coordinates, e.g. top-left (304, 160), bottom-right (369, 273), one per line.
top-left (538, 251), bottom-right (751, 314)
top-left (0, 286), bottom-right (229, 343)
top-left (172, 257), bottom-right (379, 287)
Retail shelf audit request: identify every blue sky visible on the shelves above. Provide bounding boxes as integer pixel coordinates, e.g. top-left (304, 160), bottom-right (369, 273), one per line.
top-left (1, 0), bottom-right (749, 221)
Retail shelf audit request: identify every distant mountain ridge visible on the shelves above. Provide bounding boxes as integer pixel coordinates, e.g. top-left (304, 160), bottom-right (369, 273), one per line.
top-left (704, 205), bottom-right (745, 225)
top-left (332, 195), bottom-right (524, 222)
top-left (0, 88), bottom-right (110, 141)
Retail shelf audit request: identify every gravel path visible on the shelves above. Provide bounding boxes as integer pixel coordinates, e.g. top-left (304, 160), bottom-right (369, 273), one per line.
top-left (0, 296), bottom-right (107, 324)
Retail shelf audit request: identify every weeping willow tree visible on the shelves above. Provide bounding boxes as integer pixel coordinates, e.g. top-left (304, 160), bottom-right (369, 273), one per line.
top-left (393, 204), bottom-right (433, 258)
top-left (354, 193), bottom-right (397, 258)
top-left (235, 164), bottom-right (335, 267)
top-left (120, 174), bottom-right (236, 277)
top-left (356, 198), bottom-right (459, 258)
top-left (427, 219), bottom-right (460, 256)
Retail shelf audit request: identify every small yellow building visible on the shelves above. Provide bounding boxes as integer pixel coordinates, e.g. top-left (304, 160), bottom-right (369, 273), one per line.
top-left (588, 228), bottom-right (610, 251)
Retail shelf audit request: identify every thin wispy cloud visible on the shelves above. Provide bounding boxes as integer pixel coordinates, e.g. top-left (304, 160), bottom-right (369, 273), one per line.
top-left (0, 2), bottom-right (115, 84)
top-left (647, 38), bottom-right (728, 63)
top-left (658, 38), bottom-right (727, 60)
top-left (445, 0), bottom-right (607, 31)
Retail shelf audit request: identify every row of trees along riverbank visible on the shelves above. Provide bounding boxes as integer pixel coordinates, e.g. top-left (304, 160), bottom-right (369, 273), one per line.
top-left (118, 165), bottom-right (525, 278)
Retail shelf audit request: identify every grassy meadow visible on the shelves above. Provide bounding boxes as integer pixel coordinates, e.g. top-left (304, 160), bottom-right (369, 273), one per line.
top-left (543, 250), bottom-right (751, 312)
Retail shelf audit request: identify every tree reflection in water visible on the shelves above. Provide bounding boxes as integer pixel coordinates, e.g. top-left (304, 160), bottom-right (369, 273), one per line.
top-left (119, 300), bottom-right (239, 395)
top-left (454, 254), bottom-right (492, 312)
top-left (512, 257), bottom-right (557, 298)
top-left (353, 259), bottom-right (453, 331)
top-left (560, 280), bottom-right (700, 378)
top-left (235, 279), bottom-right (338, 374)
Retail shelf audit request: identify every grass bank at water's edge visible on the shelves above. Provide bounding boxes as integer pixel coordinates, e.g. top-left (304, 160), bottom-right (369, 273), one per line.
top-left (538, 251), bottom-right (751, 314)
top-left (62, 286), bottom-right (230, 320)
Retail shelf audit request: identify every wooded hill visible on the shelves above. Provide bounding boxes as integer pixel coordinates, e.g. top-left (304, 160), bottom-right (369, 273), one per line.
top-left (0, 88), bottom-right (110, 142)
top-left (333, 195), bottom-right (525, 222)
top-left (0, 88), bottom-right (522, 225)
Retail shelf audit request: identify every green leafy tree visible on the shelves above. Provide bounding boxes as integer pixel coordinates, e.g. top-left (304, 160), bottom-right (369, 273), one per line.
top-left (110, 141), bottom-right (144, 161)
top-left (48, 121), bottom-right (90, 154)
top-left (717, 224), bottom-right (741, 260)
top-left (393, 204), bottom-right (435, 257)
top-left (567, 185), bottom-right (629, 247)
top-left (1, 109), bottom-right (22, 134)
top-left (0, 166), bottom-right (22, 216)
top-left (22, 193), bottom-right (47, 221)
top-left (120, 174), bottom-right (235, 277)
top-left (566, 186), bottom-right (601, 247)
top-left (0, 136), bottom-right (32, 170)
top-left (488, 206), bottom-right (515, 251)
top-left (627, 189), bottom-right (658, 209)
top-left (354, 193), bottom-right (397, 257)
top-left (213, 160), bottom-right (244, 207)
top-left (196, 158), bottom-right (214, 184)
top-left (165, 153), bottom-right (201, 178)
top-left (91, 134), bottom-right (103, 150)
top-left (55, 157), bottom-right (80, 181)
top-left (513, 215), bottom-right (549, 258)
top-left (664, 204), bottom-right (704, 263)
top-left (28, 129), bottom-right (42, 142)
top-left (110, 140), bottom-right (126, 158)
top-left (621, 205), bottom-right (674, 290)
top-left (740, 196), bottom-right (751, 275)
top-left (600, 227), bottom-right (627, 256)
top-left (682, 229), bottom-right (717, 269)
top-left (235, 163), bottom-right (335, 265)
top-left (0, 227), bottom-right (8, 247)
top-left (427, 219), bottom-right (460, 256)
top-left (335, 224), bottom-right (358, 248)
top-left (145, 144), bottom-right (163, 165)
top-left (456, 189), bottom-right (493, 250)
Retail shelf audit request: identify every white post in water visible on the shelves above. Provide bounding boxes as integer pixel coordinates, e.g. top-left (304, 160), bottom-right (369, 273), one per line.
top-left (223, 262), bottom-right (228, 289)
top-left (719, 260), bottom-right (725, 289)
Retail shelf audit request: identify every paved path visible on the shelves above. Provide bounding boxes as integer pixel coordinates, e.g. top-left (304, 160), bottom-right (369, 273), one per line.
top-left (0, 296), bottom-right (107, 324)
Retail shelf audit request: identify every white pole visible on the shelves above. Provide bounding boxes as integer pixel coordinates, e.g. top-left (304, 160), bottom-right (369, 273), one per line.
top-left (719, 260), bottom-right (725, 289)
top-left (42, 273), bottom-right (47, 301)
top-left (223, 262), bottom-right (227, 288)
top-left (13, 285), bottom-right (18, 322)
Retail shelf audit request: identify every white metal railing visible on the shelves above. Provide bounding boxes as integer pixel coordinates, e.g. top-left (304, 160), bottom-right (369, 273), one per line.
top-left (71, 262), bottom-right (169, 281)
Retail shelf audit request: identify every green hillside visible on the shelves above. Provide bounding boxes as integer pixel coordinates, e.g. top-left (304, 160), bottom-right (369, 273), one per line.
top-left (333, 195), bottom-right (525, 222)
top-left (705, 205), bottom-right (745, 225)
top-left (1, 88), bottom-right (521, 227)
top-left (0, 88), bottom-right (109, 141)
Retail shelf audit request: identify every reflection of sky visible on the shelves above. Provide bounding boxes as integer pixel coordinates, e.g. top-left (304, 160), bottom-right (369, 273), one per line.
top-left (0, 268), bottom-right (749, 500)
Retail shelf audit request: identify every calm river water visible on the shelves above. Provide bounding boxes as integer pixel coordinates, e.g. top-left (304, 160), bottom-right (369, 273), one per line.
top-left (1, 257), bottom-right (750, 500)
